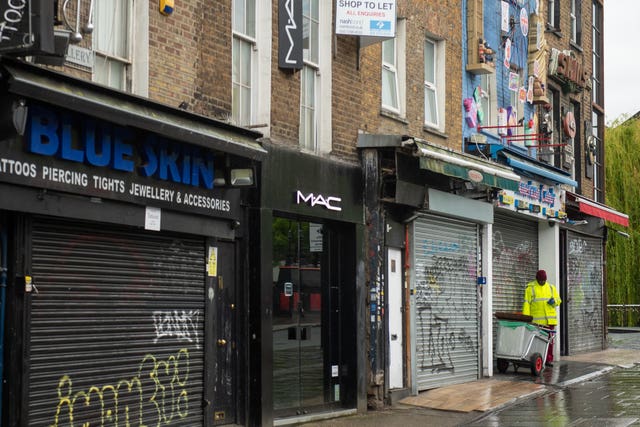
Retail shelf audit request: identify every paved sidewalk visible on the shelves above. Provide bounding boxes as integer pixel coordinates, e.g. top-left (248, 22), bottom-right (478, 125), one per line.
top-left (297, 329), bottom-right (640, 426)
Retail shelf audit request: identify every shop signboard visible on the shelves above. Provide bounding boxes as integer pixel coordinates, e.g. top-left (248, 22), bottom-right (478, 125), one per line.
top-left (335, 0), bottom-right (396, 37)
top-left (0, 0), bottom-right (54, 54)
top-left (0, 103), bottom-right (243, 219)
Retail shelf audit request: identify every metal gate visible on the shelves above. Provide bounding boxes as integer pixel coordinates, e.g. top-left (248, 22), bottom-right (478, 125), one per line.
top-left (492, 211), bottom-right (539, 348)
top-left (27, 218), bottom-right (206, 426)
top-left (567, 231), bottom-right (604, 353)
top-left (413, 214), bottom-right (480, 390)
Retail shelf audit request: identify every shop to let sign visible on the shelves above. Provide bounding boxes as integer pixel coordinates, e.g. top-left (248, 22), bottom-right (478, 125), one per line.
top-left (335, 0), bottom-right (396, 37)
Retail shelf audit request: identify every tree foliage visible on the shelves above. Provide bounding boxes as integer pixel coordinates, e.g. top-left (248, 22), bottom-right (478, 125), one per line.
top-left (605, 117), bottom-right (640, 326)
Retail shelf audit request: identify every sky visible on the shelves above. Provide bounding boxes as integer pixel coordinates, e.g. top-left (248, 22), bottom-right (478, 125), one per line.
top-left (604, 1), bottom-right (640, 123)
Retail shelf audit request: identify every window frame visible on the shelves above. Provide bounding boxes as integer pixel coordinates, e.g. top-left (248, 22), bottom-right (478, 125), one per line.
top-left (93, 0), bottom-right (134, 92)
top-left (479, 73), bottom-right (497, 133)
top-left (382, 36), bottom-right (400, 114)
top-left (424, 38), bottom-right (439, 128)
top-left (570, 0), bottom-right (582, 45)
top-left (591, 1), bottom-right (603, 108)
top-left (299, 0), bottom-right (331, 153)
top-left (547, 0), bottom-right (560, 30)
top-left (592, 110), bottom-right (604, 202)
top-left (232, 0), bottom-right (257, 127)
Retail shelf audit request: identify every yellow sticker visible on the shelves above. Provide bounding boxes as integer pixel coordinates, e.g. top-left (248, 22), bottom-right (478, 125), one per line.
top-left (207, 247), bottom-right (218, 277)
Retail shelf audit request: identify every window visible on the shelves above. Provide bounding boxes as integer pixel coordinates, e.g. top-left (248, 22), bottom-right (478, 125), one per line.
top-left (509, 69), bottom-right (523, 125)
top-left (300, 0), bottom-right (319, 151)
top-left (382, 37), bottom-right (399, 113)
top-left (592, 1), bottom-right (603, 107)
top-left (570, 0), bottom-right (582, 44)
top-left (232, 0), bottom-right (256, 127)
top-left (93, 0), bottom-right (133, 91)
top-left (592, 110), bottom-right (604, 202)
top-left (547, 0), bottom-right (560, 30)
top-left (299, 0), bottom-right (331, 153)
top-left (381, 20), bottom-right (406, 117)
top-left (424, 38), bottom-right (444, 129)
top-left (479, 74), bottom-right (496, 130)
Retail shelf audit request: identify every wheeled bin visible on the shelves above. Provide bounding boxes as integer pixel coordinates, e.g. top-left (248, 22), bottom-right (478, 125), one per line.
top-left (495, 319), bottom-right (552, 376)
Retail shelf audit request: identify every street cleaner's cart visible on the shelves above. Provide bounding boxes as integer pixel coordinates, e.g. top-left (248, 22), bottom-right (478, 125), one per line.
top-left (494, 312), bottom-right (554, 376)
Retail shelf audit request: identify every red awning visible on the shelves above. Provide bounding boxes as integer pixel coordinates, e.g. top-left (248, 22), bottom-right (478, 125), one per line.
top-left (566, 192), bottom-right (629, 227)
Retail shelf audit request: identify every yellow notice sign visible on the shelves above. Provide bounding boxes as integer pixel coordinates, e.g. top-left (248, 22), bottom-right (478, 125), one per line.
top-left (207, 247), bottom-right (218, 277)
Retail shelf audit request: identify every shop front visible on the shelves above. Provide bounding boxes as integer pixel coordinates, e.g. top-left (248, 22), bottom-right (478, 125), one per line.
top-left (357, 134), bottom-right (521, 398)
top-left (256, 144), bottom-right (365, 425)
top-left (0, 59), bottom-right (264, 426)
top-left (561, 192), bottom-right (629, 355)
top-left (492, 178), bottom-right (565, 359)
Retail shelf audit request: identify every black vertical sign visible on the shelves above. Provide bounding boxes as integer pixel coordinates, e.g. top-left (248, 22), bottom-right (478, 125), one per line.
top-left (278, 0), bottom-right (303, 70)
top-left (0, 0), bottom-right (54, 54)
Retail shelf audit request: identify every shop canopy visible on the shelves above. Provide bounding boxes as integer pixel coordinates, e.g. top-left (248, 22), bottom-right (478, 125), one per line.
top-left (1, 57), bottom-right (266, 160)
top-left (408, 139), bottom-right (521, 191)
top-left (566, 192), bottom-right (629, 227)
top-left (499, 151), bottom-right (578, 187)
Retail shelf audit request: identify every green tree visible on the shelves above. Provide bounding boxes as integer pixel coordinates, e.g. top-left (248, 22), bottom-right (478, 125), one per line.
top-left (605, 116), bottom-right (640, 326)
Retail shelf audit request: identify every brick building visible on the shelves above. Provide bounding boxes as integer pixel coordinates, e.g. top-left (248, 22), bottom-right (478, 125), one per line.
top-left (0, 1), bottom-right (628, 426)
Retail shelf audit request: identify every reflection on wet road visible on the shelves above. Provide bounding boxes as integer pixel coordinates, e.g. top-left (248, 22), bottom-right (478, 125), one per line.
top-left (469, 364), bottom-right (640, 426)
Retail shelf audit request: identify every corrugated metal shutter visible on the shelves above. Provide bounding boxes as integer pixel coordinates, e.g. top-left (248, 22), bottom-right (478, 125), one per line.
top-left (27, 218), bottom-right (206, 426)
top-left (567, 231), bottom-right (604, 353)
top-left (492, 212), bottom-right (539, 314)
top-left (413, 214), bottom-right (479, 390)
top-left (492, 212), bottom-right (539, 350)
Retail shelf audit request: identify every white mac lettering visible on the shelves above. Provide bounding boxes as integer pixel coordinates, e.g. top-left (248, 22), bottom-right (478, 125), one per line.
top-left (296, 190), bottom-right (342, 212)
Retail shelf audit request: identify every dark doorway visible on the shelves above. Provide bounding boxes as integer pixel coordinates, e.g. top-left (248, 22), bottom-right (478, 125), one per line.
top-left (271, 217), bottom-right (355, 418)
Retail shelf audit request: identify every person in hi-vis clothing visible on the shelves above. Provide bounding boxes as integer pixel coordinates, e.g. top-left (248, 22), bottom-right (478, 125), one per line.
top-left (522, 269), bottom-right (561, 365)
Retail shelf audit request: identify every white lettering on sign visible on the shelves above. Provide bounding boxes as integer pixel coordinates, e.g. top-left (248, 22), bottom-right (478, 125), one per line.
top-left (296, 190), bottom-right (342, 211)
top-left (0, 0), bottom-right (27, 44)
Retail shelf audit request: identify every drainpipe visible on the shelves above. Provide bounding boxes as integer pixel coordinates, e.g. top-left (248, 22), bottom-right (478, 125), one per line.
top-left (0, 227), bottom-right (7, 422)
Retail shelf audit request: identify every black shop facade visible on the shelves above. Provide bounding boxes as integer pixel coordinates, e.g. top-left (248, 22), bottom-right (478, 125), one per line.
top-left (0, 59), bottom-right (264, 426)
top-left (253, 144), bottom-right (366, 425)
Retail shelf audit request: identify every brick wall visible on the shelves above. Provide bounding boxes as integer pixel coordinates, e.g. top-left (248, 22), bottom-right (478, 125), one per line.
top-left (544, 0), bottom-right (595, 196)
top-left (354, 1), bottom-right (464, 151)
top-left (52, 1), bottom-right (465, 164)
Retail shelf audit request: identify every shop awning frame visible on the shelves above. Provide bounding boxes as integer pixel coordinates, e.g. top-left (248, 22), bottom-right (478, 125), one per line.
top-left (406, 139), bottom-right (521, 191)
top-left (1, 58), bottom-right (267, 160)
top-left (566, 192), bottom-right (629, 227)
top-left (499, 151), bottom-right (578, 187)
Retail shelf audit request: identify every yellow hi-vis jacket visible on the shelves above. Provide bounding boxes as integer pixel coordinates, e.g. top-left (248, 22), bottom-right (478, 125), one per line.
top-left (522, 280), bottom-right (561, 326)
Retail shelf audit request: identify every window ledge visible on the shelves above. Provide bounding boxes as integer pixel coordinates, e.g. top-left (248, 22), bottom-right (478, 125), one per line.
top-left (466, 63), bottom-right (495, 75)
top-left (381, 109), bottom-right (409, 124)
top-left (545, 28), bottom-right (563, 39)
top-left (423, 126), bottom-right (448, 139)
top-left (569, 41), bottom-right (583, 53)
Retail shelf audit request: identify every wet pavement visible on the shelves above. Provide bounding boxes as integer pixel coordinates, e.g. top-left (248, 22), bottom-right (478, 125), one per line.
top-left (467, 365), bottom-right (640, 426)
top-left (294, 328), bottom-right (640, 426)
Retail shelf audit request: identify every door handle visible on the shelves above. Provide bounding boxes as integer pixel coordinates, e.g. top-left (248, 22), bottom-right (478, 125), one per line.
top-left (217, 339), bottom-right (227, 346)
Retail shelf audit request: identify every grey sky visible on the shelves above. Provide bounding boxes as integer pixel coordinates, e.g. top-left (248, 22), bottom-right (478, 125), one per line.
top-left (604, 0), bottom-right (640, 123)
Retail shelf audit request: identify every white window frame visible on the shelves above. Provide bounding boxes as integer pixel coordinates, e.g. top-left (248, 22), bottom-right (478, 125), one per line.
top-left (480, 74), bottom-right (497, 132)
top-left (93, 0), bottom-right (134, 92)
top-left (570, 0), bottom-right (577, 43)
top-left (382, 37), bottom-right (400, 113)
top-left (299, 0), bottom-right (331, 154)
top-left (232, 0), bottom-right (256, 127)
top-left (424, 37), bottom-right (445, 131)
top-left (381, 19), bottom-right (406, 117)
top-left (509, 68), bottom-right (523, 125)
top-left (547, 0), bottom-right (558, 29)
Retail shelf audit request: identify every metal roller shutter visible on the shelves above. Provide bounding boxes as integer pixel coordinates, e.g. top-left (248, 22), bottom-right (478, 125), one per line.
top-left (567, 232), bottom-right (604, 353)
top-left (27, 218), bottom-right (206, 426)
top-left (413, 214), bottom-right (480, 390)
top-left (492, 211), bottom-right (539, 316)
